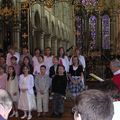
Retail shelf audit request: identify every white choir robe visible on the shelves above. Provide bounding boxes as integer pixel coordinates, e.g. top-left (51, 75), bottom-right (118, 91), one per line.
top-left (59, 56), bottom-right (70, 73)
top-left (44, 56), bottom-right (53, 75)
top-left (18, 74), bottom-right (36, 111)
top-left (6, 76), bottom-right (19, 102)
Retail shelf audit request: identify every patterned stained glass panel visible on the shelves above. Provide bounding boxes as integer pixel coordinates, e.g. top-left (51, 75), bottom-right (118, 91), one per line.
top-left (75, 15), bottom-right (84, 48)
top-left (102, 15), bottom-right (110, 49)
top-left (89, 15), bottom-right (97, 49)
top-left (82, 0), bottom-right (97, 7)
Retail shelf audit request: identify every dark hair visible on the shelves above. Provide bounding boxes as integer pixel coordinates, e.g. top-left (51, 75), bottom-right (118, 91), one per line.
top-left (53, 56), bottom-right (59, 61)
top-left (22, 65), bottom-right (30, 74)
top-left (11, 56), bottom-right (17, 61)
top-left (74, 89), bottom-right (114, 120)
top-left (23, 56), bottom-right (30, 64)
top-left (40, 65), bottom-right (46, 69)
top-left (22, 45), bottom-right (28, 49)
top-left (56, 64), bottom-right (66, 75)
top-left (0, 55), bottom-right (6, 60)
top-left (57, 47), bottom-right (65, 58)
top-left (44, 47), bottom-right (52, 56)
top-left (72, 56), bottom-right (79, 65)
top-left (39, 55), bottom-right (44, 60)
top-left (7, 66), bottom-right (16, 81)
top-left (34, 48), bottom-right (41, 55)
top-left (0, 65), bottom-right (5, 72)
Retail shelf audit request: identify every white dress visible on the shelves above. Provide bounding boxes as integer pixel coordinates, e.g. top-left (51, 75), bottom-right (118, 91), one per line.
top-left (6, 76), bottom-right (19, 102)
top-left (18, 74), bottom-right (36, 111)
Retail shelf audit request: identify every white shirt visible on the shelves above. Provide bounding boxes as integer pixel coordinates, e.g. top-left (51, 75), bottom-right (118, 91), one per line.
top-left (70, 55), bottom-right (86, 71)
top-left (112, 101), bottom-right (120, 120)
top-left (6, 52), bottom-right (20, 66)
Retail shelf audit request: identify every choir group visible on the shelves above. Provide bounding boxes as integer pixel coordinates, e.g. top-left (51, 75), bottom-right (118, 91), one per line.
top-left (0, 46), bottom-right (86, 119)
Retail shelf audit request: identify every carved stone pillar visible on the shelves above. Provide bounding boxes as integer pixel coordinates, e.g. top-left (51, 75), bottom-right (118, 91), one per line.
top-left (40, 32), bottom-right (44, 51)
top-left (44, 34), bottom-right (51, 48)
top-left (51, 36), bottom-right (57, 55)
top-left (13, 27), bottom-right (20, 51)
top-left (57, 39), bottom-right (62, 49)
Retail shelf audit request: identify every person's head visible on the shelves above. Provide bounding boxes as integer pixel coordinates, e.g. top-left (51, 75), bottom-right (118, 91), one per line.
top-left (7, 66), bottom-right (16, 80)
top-left (0, 56), bottom-right (6, 65)
top-left (0, 89), bottom-right (12, 119)
top-left (34, 48), bottom-right (41, 57)
top-left (72, 56), bottom-right (79, 66)
top-left (44, 47), bottom-right (51, 56)
top-left (22, 65), bottom-right (30, 75)
top-left (58, 47), bottom-right (65, 58)
top-left (56, 64), bottom-right (66, 75)
top-left (74, 89), bottom-right (114, 120)
top-left (74, 48), bottom-right (81, 56)
top-left (38, 55), bottom-right (44, 63)
top-left (23, 56), bottom-right (30, 65)
top-left (22, 45), bottom-right (29, 55)
top-left (0, 66), bottom-right (5, 74)
top-left (52, 56), bottom-right (59, 65)
top-left (110, 59), bottom-right (120, 73)
top-left (11, 56), bottom-right (17, 65)
top-left (40, 65), bottom-right (46, 75)
top-left (8, 46), bottom-right (15, 55)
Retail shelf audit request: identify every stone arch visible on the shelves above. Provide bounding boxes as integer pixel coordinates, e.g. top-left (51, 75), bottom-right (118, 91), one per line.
top-left (29, 3), bottom-right (42, 50)
top-left (34, 10), bottom-right (41, 29)
top-left (44, 16), bottom-right (49, 33)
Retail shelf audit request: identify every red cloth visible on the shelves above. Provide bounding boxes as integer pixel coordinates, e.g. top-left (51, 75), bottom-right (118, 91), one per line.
top-left (112, 74), bottom-right (120, 91)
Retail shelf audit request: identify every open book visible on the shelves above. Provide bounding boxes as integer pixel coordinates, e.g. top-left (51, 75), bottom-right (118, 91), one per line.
top-left (89, 73), bottom-right (104, 82)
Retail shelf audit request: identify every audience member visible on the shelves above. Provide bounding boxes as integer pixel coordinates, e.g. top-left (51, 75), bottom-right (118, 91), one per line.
top-left (74, 89), bottom-right (114, 120)
top-left (57, 47), bottom-right (69, 73)
top-left (110, 59), bottom-right (120, 92)
top-left (51, 64), bottom-right (67, 118)
top-left (0, 89), bottom-right (12, 120)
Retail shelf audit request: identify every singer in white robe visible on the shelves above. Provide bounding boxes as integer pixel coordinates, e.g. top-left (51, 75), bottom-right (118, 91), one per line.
top-left (18, 74), bottom-right (36, 111)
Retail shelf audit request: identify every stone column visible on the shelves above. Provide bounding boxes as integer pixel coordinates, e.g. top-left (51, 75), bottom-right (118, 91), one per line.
top-left (44, 34), bottom-right (51, 48)
top-left (51, 36), bottom-right (57, 55)
top-left (13, 27), bottom-right (20, 51)
top-left (40, 32), bottom-right (44, 51)
top-left (57, 39), bottom-right (62, 49)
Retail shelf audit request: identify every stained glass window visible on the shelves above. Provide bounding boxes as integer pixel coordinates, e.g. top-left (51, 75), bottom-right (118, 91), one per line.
top-left (89, 15), bottom-right (97, 49)
top-left (75, 15), bottom-right (84, 48)
top-left (102, 15), bottom-right (110, 49)
top-left (82, 0), bottom-right (97, 7)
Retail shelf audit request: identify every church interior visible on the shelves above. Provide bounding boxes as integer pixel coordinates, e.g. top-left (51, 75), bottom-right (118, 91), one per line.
top-left (0, 0), bottom-right (120, 120)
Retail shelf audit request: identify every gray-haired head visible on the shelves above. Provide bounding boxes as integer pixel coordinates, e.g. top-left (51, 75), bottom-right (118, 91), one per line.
top-left (0, 89), bottom-right (12, 109)
top-left (110, 59), bottom-right (120, 73)
top-left (111, 59), bottom-right (120, 68)
top-left (0, 89), bottom-right (12, 119)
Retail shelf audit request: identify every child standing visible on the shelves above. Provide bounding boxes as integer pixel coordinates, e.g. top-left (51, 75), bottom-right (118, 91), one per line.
top-left (18, 65), bottom-right (36, 120)
top-left (35, 65), bottom-right (50, 117)
top-left (6, 66), bottom-right (19, 117)
top-left (51, 64), bottom-right (67, 118)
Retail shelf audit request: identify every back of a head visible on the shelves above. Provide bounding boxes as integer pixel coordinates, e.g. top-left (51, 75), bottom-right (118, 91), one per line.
top-left (0, 89), bottom-right (12, 110)
top-left (110, 59), bottom-right (120, 72)
top-left (75, 89), bottom-right (114, 120)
